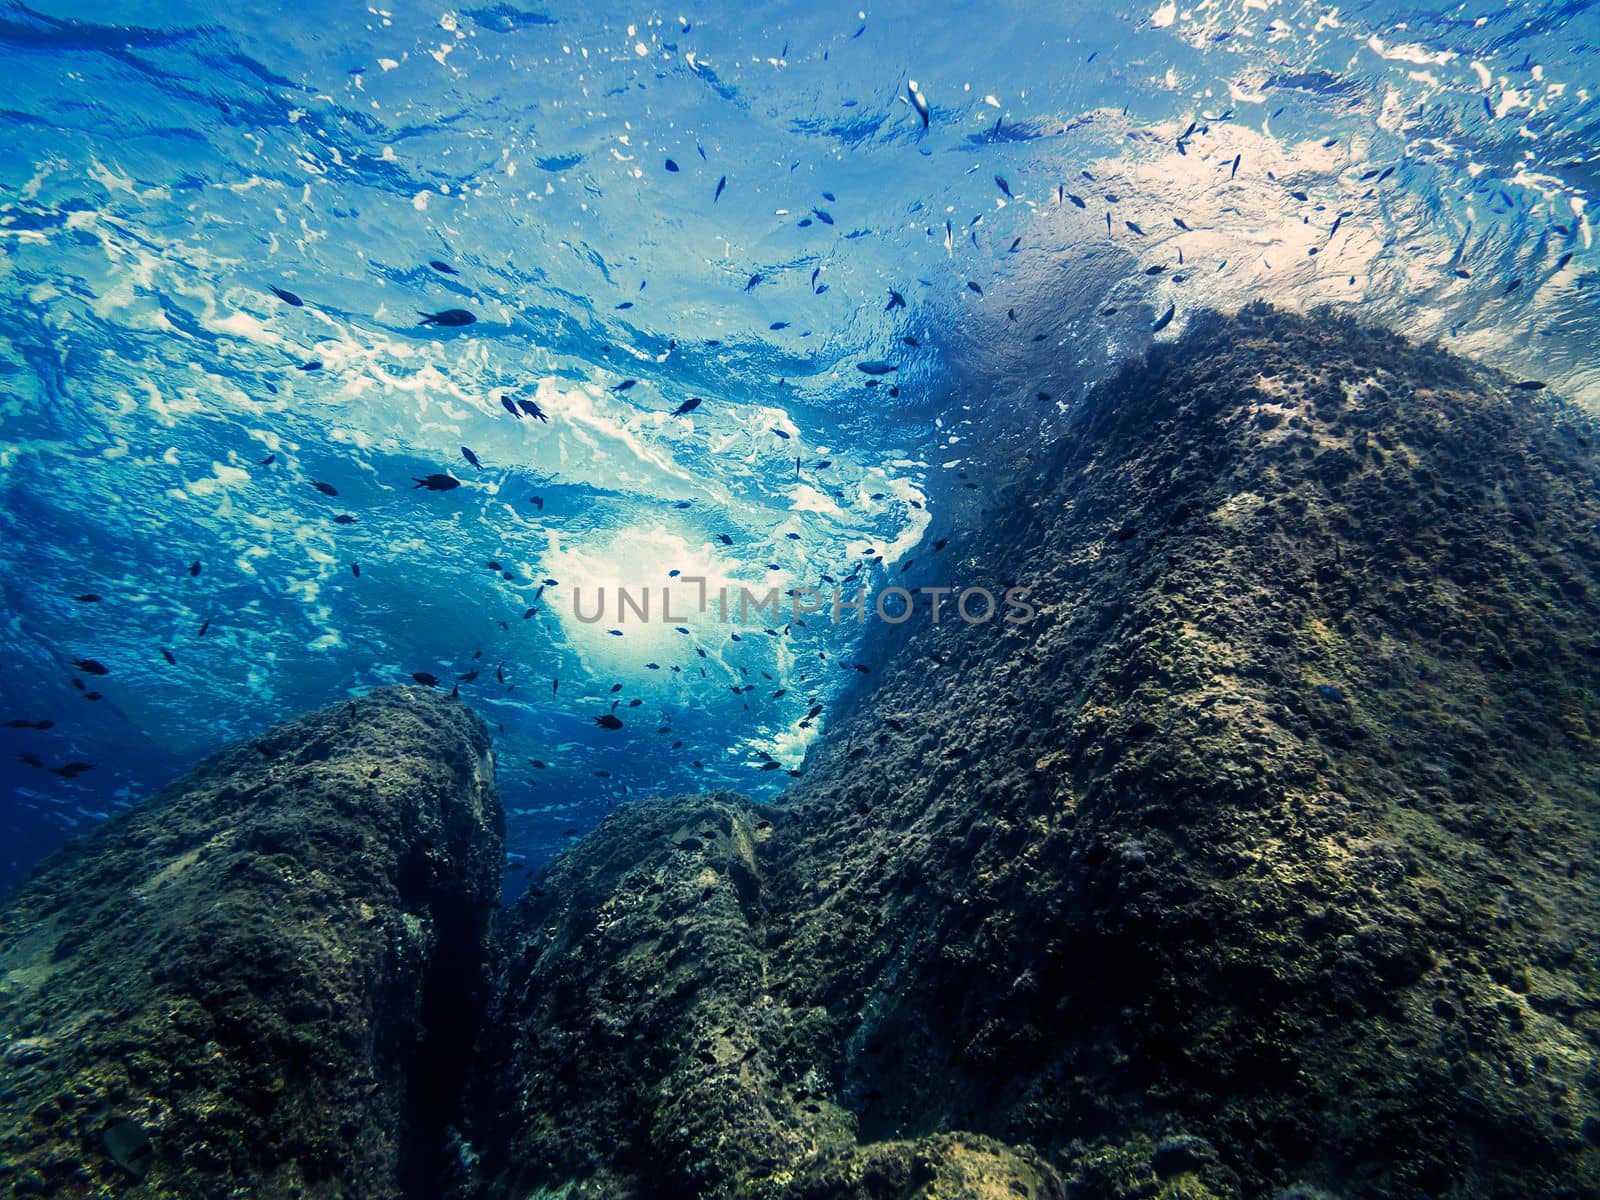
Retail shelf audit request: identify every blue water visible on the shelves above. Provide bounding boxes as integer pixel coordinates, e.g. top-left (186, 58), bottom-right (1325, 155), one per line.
top-left (1, 0), bottom-right (1595, 894)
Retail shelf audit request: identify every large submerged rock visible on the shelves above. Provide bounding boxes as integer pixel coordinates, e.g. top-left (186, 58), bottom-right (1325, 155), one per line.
top-left (0, 686), bottom-right (503, 1199)
top-left (472, 307), bottom-right (1600, 1200)
top-left (3, 308), bottom-right (1595, 1200)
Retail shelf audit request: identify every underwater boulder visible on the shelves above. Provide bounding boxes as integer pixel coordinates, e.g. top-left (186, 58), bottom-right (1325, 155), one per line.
top-left (0, 685), bottom-right (503, 1200)
top-left (476, 306), bottom-right (1600, 1200)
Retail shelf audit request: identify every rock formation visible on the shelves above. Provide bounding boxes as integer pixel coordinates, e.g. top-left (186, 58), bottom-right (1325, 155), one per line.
top-left (0, 687), bottom-right (503, 1199)
top-left (471, 306), bottom-right (1600, 1200)
top-left (3, 307), bottom-right (1597, 1200)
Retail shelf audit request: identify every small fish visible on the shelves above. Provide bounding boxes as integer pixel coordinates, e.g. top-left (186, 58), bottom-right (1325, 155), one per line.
top-left (198, 620), bottom-right (210, 637)
top-left (1174, 217), bottom-right (1191, 231)
top-left (1066, 192), bottom-right (1086, 208)
top-left (518, 398), bottom-right (548, 422)
top-left (595, 714), bottom-right (624, 730)
top-left (417, 309), bottom-right (476, 327)
top-left (1125, 220), bottom-right (1146, 236)
top-left (188, 560), bottom-right (202, 577)
top-left (299, 361), bottom-right (322, 372)
top-left (772, 428), bottom-right (791, 440)
top-left (351, 563), bottom-right (361, 577)
top-left (671, 397), bottom-right (703, 417)
top-left (412, 474), bottom-right (462, 491)
top-left (462, 446), bottom-right (482, 469)
top-left (429, 260), bottom-right (458, 274)
top-left (885, 290), bottom-right (904, 315)
top-left (966, 281), bottom-right (983, 295)
top-left (716, 533), bottom-right (733, 545)
top-left (907, 80), bottom-right (930, 129)
top-left (71, 658), bottom-right (109, 675)
top-left (770, 321), bottom-right (790, 331)
top-left (665, 158), bottom-right (680, 172)
top-left (1513, 380), bottom-right (1546, 391)
top-left (161, 647), bottom-right (177, 665)
top-left (1556, 252), bottom-right (1573, 270)
top-left (1290, 190), bottom-right (1309, 202)
top-left (270, 286), bottom-right (304, 307)
top-left (1504, 278), bottom-right (1522, 295)
top-left (73, 593), bottom-right (101, 603)
top-left (856, 361), bottom-right (897, 375)
top-left (715, 175), bottom-right (726, 202)
top-left (1008, 237), bottom-right (1021, 253)
top-left (613, 379), bottom-right (638, 393)
top-left (812, 208), bottom-right (834, 225)
top-left (258, 454), bottom-right (276, 466)
top-left (995, 175), bottom-right (1013, 199)
top-left (501, 395), bottom-right (522, 419)
top-left (412, 672), bottom-right (441, 687)
top-left (1151, 303), bottom-right (1176, 333)
top-left (1230, 154), bottom-right (1242, 180)
top-left (745, 273), bottom-right (763, 292)
top-left (312, 481), bottom-right (338, 496)
top-left (334, 514), bottom-right (356, 525)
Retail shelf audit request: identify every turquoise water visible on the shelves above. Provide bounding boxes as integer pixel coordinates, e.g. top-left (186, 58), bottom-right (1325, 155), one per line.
top-left (1, 0), bottom-right (1595, 892)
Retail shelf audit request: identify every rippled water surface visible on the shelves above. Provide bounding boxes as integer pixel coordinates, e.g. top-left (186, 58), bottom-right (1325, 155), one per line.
top-left (1, 0), bottom-right (1595, 891)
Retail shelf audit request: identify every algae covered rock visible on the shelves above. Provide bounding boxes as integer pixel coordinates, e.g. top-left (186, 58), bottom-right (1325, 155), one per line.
top-left (476, 307), bottom-right (1600, 1200)
top-left (0, 685), bottom-right (503, 1199)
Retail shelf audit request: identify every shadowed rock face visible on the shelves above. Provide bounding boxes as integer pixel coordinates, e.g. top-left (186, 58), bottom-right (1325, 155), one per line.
top-left (0, 686), bottom-right (503, 1200)
top-left (472, 307), bottom-right (1600, 1200)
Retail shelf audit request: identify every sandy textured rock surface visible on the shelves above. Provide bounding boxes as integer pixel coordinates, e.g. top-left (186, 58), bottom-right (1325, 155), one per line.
top-left (0, 686), bottom-right (503, 1199)
top-left (475, 307), bottom-right (1600, 1200)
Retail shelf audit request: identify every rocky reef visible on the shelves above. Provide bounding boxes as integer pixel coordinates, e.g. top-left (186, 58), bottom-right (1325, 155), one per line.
top-left (471, 306), bottom-right (1600, 1200)
top-left (0, 687), bottom-right (503, 1199)
top-left (3, 307), bottom-right (1597, 1200)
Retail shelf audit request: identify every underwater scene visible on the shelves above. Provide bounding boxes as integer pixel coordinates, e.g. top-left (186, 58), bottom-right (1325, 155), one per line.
top-left (1, 1), bottom-right (1598, 1198)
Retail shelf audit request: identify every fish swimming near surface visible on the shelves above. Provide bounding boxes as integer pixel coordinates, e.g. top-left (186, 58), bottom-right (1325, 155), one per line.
top-left (595, 714), bottom-right (624, 730)
top-left (857, 361), bottom-right (897, 375)
top-left (462, 446), bottom-right (482, 469)
top-left (417, 309), bottom-right (476, 327)
top-left (886, 288), bottom-right (906, 311)
top-left (518, 398), bottom-right (549, 421)
top-left (312, 481), bottom-right (338, 496)
top-left (412, 672), bottom-right (441, 687)
top-left (670, 397), bottom-right (703, 416)
top-left (1152, 303), bottom-right (1176, 332)
top-left (71, 658), bottom-right (109, 675)
top-left (412, 474), bottom-right (462, 491)
top-left (907, 80), bottom-right (930, 128)
top-left (501, 395), bottom-right (522, 419)
top-left (995, 175), bottom-right (1013, 199)
top-left (715, 175), bottom-right (726, 202)
top-left (429, 260), bottom-right (457, 274)
top-left (270, 286), bottom-right (303, 307)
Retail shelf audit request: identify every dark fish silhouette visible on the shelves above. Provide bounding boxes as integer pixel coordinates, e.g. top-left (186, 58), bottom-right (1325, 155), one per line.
top-left (886, 288), bottom-right (906, 311)
top-left (334, 514), bottom-right (356, 525)
top-left (501, 395), bottom-right (522, 419)
top-left (671, 397), bottom-right (703, 417)
top-left (188, 560), bottom-right (201, 577)
top-left (857, 361), bottom-right (897, 375)
top-left (1152, 303), bottom-right (1176, 332)
top-left (73, 593), bottom-right (100, 603)
top-left (270, 286), bottom-right (303, 307)
top-left (72, 658), bottom-right (109, 675)
top-left (745, 273), bottom-right (763, 292)
top-left (1174, 217), bottom-right (1191, 231)
top-left (1125, 220), bottom-right (1146, 236)
top-left (418, 309), bottom-right (476, 327)
top-left (429, 260), bottom-right (458, 274)
top-left (259, 454), bottom-right (275, 466)
top-left (1230, 154), bottom-right (1242, 179)
top-left (613, 379), bottom-right (637, 393)
top-left (161, 647), bottom-right (177, 665)
top-left (907, 81), bottom-right (930, 128)
top-left (1513, 380), bottom-right (1546, 391)
top-left (312, 481), bottom-right (338, 496)
top-left (665, 158), bottom-right (679, 172)
top-left (715, 175), bottom-right (726, 202)
top-left (412, 474), bottom-right (461, 491)
top-left (966, 281), bottom-right (983, 296)
top-left (412, 672), bottom-right (441, 687)
top-left (518, 398), bottom-right (548, 422)
top-left (1066, 192), bottom-right (1086, 208)
top-left (462, 446), bottom-right (482, 469)
top-left (995, 175), bottom-right (1013, 198)
top-left (595, 714), bottom-right (624, 730)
